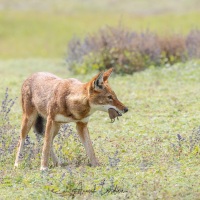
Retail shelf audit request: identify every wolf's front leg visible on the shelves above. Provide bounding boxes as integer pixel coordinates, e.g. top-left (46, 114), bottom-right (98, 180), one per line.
top-left (50, 123), bottom-right (61, 167)
top-left (76, 122), bottom-right (99, 166)
top-left (40, 117), bottom-right (56, 170)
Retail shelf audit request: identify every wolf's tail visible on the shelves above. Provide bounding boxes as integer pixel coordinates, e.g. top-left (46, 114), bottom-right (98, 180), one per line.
top-left (34, 115), bottom-right (45, 135)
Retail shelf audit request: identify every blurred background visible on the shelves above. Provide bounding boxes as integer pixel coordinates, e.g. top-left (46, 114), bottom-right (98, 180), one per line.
top-left (0, 0), bottom-right (200, 60)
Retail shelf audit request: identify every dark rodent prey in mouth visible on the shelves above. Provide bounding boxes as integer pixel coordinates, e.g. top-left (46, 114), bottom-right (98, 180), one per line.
top-left (108, 108), bottom-right (122, 123)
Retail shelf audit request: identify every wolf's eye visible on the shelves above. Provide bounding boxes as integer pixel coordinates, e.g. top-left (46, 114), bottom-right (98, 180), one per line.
top-left (108, 95), bottom-right (113, 100)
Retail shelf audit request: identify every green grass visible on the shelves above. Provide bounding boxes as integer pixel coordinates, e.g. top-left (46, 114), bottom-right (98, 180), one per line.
top-left (1, 1), bottom-right (200, 198)
top-left (1, 59), bottom-right (200, 199)
top-left (0, 11), bottom-right (200, 59)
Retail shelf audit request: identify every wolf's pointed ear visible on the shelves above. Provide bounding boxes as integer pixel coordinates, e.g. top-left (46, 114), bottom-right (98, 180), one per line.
top-left (103, 68), bottom-right (113, 82)
top-left (93, 72), bottom-right (104, 91)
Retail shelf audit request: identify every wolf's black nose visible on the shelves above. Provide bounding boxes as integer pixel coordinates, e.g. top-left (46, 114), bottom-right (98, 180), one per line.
top-left (124, 107), bottom-right (128, 113)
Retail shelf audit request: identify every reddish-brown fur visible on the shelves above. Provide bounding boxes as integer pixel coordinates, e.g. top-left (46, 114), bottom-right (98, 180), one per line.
top-left (14, 68), bottom-right (128, 170)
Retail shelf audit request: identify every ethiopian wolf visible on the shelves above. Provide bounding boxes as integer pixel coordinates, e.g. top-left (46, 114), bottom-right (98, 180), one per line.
top-left (14, 68), bottom-right (128, 170)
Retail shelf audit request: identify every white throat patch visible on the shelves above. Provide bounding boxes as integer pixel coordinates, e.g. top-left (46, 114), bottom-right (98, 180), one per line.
top-left (89, 103), bottom-right (120, 114)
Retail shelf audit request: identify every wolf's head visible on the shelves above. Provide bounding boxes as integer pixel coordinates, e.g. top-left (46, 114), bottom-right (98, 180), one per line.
top-left (88, 68), bottom-right (128, 116)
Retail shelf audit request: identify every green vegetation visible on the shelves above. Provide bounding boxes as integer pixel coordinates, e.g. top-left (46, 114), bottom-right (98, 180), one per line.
top-left (0, 11), bottom-right (200, 59)
top-left (1, 0), bottom-right (200, 199)
top-left (1, 59), bottom-right (200, 199)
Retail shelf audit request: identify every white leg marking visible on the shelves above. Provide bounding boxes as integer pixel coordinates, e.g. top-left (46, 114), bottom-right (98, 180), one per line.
top-left (14, 139), bottom-right (25, 168)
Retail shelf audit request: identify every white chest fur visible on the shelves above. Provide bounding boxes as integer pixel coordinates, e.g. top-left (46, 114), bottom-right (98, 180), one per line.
top-left (54, 114), bottom-right (89, 123)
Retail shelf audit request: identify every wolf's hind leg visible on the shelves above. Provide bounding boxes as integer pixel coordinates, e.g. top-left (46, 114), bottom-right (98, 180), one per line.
top-left (14, 111), bottom-right (37, 168)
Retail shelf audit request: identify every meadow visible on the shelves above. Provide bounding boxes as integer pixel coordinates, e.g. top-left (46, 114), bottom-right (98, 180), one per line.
top-left (1, 0), bottom-right (200, 199)
top-left (0, 8), bottom-right (200, 58)
top-left (1, 59), bottom-right (200, 199)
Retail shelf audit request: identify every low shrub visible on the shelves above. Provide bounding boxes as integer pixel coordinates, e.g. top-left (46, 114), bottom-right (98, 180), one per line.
top-left (66, 26), bottom-right (200, 74)
top-left (159, 34), bottom-right (187, 64)
top-left (0, 88), bottom-right (18, 166)
top-left (186, 29), bottom-right (200, 59)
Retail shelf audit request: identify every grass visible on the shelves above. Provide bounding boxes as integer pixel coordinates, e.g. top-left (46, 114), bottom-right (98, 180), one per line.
top-left (1, 59), bottom-right (200, 199)
top-left (0, 11), bottom-right (200, 59)
top-left (1, 1), bottom-right (200, 198)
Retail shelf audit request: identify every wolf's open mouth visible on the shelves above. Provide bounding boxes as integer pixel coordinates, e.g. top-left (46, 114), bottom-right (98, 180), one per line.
top-left (108, 108), bottom-right (122, 122)
top-left (116, 110), bottom-right (122, 116)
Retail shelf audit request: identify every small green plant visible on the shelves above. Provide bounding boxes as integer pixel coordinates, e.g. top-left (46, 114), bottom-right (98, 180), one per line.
top-left (0, 88), bottom-right (18, 166)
